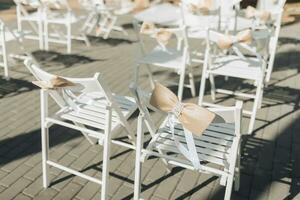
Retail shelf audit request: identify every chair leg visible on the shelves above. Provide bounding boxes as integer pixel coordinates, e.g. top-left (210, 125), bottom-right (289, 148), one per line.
top-left (209, 74), bottom-right (216, 102)
top-left (134, 64), bottom-right (140, 85)
top-left (248, 83), bottom-right (263, 134)
top-left (224, 174), bottom-right (234, 200)
top-left (178, 69), bottom-right (186, 101)
top-left (234, 146), bottom-right (241, 191)
top-left (134, 115), bottom-right (144, 200)
top-left (41, 90), bottom-right (49, 188)
top-left (145, 64), bottom-right (155, 89)
top-left (2, 42), bottom-right (9, 78)
top-left (198, 70), bottom-right (207, 106)
top-left (188, 68), bottom-right (196, 97)
top-left (258, 88), bottom-right (264, 109)
top-left (101, 107), bottom-right (112, 200)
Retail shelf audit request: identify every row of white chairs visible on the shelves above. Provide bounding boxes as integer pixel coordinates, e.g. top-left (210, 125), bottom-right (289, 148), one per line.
top-left (14, 0), bottom-right (89, 53)
top-left (79, 0), bottom-right (134, 39)
top-left (0, 0), bottom-right (132, 78)
top-left (24, 57), bottom-right (243, 200)
top-left (134, 0), bottom-right (286, 134)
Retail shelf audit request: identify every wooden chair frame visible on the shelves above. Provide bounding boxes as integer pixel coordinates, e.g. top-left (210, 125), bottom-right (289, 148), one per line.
top-left (24, 58), bottom-right (137, 199)
top-left (198, 29), bottom-right (269, 134)
top-left (130, 84), bottom-right (243, 200)
top-left (134, 24), bottom-right (196, 101)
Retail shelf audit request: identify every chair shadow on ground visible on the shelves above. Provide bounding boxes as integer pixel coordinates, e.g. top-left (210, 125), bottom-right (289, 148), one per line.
top-left (0, 76), bottom-right (37, 98)
top-left (206, 112), bottom-right (300, 200)
top-left (32, 50), bottom-right (100, 68)
top-left (87, 36), bottom-right (137, 47)
top-left (0, 125), bottom-right (85, 167)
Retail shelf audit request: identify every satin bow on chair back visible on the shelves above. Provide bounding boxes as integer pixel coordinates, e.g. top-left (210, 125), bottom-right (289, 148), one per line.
top-left (32, 75), bottom-right (76, 89)
top-left (187, 0), bottom-right (213, 15)
top-left (140, 22), bottom-right (174, 48)
top-left (150, 83), bottom-right (215, 136)
top-left (216, 29), bottom-right (252, 50)
top-left (245, 6), bottom-right (271, 23)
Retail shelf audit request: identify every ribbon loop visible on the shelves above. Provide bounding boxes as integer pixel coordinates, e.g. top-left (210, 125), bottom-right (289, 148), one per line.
top-left (150, 82), bottom-right (215, 136)
top-left (140, 22), bottom-right (173, 49)
top-left (245, 6), bottom-right (271, 22)
top-left (217, 29), bottom-right (252, 50)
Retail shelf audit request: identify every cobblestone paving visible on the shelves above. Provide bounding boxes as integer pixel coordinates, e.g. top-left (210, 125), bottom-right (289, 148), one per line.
top-left (0, 4), bottom-right (300, 200)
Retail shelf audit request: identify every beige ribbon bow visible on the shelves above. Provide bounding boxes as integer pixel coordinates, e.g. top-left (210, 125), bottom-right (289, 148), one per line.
top-left (132, 0), bottom-right (150, 13)
top-left (140, 22), bottom-right (173, 47)
top-left (188, 0), bottom-right (213, 15)
top-left (217, 29), bottom-right (252, 50)
top-left (150, 83), bottom-right (215, 136)
top-left (32, 76), bottom-right (75, 89)
top-left (245, 6), bottom-right (271, 22)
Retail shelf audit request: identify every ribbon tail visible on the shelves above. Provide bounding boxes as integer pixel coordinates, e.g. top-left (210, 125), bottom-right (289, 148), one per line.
top-left (168, 114), bottom-right (202, 170)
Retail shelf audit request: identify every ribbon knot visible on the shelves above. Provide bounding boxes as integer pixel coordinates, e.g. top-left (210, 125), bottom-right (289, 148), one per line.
top-left (245, 6), bottom-right (271, 23)
top-left (140, 22), bottom-right (173, 48)
top-left (217, 29), bottom-right (252, 50)
top-left (172, 102), bottom-right (184, 118)
top-left (188, 0), bottom-right (213, 15)
top-left (150, 83), bottom-right (215, 136)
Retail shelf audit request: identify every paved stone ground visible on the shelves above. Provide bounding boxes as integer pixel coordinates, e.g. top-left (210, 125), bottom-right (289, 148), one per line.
top-left (0, 4), bottom-right (300, 200)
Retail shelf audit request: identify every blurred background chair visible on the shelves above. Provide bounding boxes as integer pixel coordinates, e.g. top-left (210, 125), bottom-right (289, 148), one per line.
top-left (43, 0), bottom-right (89, 53)
top-left (134, 23), bottom-right (195, 100)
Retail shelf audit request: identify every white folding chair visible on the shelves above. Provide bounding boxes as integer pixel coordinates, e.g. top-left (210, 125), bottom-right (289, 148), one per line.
top-left (131, 84), bottom-right (243, 200)
top-left (234, 1), bottom-right (285, 84)
top-left (0, 20), bottom-right (9, 78)
top-left (43, 0), bottom-right (89, 53)
top-left (14, 0), bottom-right (44, 49)
top-left (134, 24), bottom-right (196, 101)
top-left (24, 58), bottom-right (137, 199)
top-left (79, 0), bottom-right (129, 39)
top-left (198, 29), bottom-right (270, 134)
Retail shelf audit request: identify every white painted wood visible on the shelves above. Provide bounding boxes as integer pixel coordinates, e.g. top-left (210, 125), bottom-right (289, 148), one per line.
top-left (132, 85), bottom-right (243, 200)
top-left (79, 0), bottom-right (129, 39)
top-left (135, 24), bottom-right (195, 101)
top-left (0, 20), bottom-right (8, 78)
top-left (134, 114), bottom-right (143, 200)
top-left (41, 89), bottom-right (49, 188)
top-left (24, 58), bottom-right (137, 200)
top-left (14, 0), bottom-right (44, 49)
top-left (198, 29), bottom-right (269, 134)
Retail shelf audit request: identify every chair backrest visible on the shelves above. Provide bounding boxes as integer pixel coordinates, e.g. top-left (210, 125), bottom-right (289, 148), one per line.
top-left (205, 29), bottom-right (269, 66)
top-left (14, 0), bottom-right (42, 16)
top-left (130, 83), bottom-right (242, 170)
top-left (24, 58), bottom-right (125, 119)
top-left (180, 0), bottom-right (221, 29)
top-left (42, 0), bottom-right (71, 11)
top-left (257, 0), bottom-right (286, 11)
top-left (14, 0), bottom-right (41, 7)
top-left (78, 0), bottom-right (100, 10)
top-left (138, 22), bottom-right (190, 60)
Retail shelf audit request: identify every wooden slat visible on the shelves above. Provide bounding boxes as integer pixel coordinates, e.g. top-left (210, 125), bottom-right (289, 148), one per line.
top-left (158, 131), bottom-right (231, 154)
